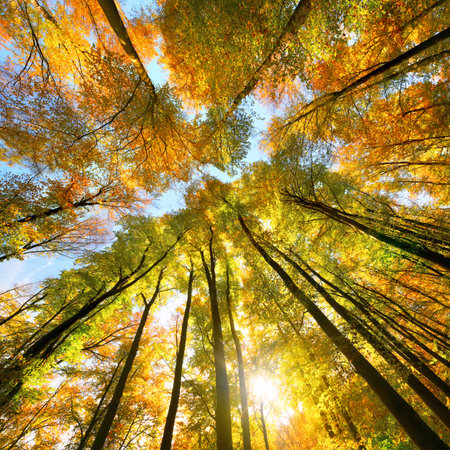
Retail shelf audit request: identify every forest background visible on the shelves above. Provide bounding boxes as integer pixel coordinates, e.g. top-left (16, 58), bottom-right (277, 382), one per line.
top-left (0, 0), bottom-right (449, 448)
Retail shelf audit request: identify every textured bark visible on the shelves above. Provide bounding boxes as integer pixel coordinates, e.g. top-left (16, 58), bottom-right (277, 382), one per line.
top-left (237, 213), bottom-right (447, 449)
top-left (225, 266), bottom-right (252, 450)
top-left (200, 230), bottom-right (233, 450)
top-left (91, 270), bottom-right (163, 450)
top-left (160, 266), bottom-right (194, 450)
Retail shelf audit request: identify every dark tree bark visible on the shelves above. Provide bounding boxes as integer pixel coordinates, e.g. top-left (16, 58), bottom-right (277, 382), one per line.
top-left (160, 266), bottom-right (194, 450)
top-left (237, 213), bottom-right (447, 449)
top-left (91, 270), bottom-right (164, 450)
top-left (272, 246), bottom-right (450, 430)
top-left (96, 0), bottom-right (156, 98)
top-left (76, 355), bottom-right (126, 450)
top-left (286, 27), bottom-right (450, 127)
top-left (200, 229), bottom-right (233, 450)
top-left (225, 266), bottom-right (252, 450)
top-left (283, 193), bottom-right (450, 269)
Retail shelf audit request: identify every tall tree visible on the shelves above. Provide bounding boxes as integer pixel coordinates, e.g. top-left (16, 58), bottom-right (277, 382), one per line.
top-left (225, 265), bottom-right (252, 450)
top-left (235, 210), bottom-right (447, 449)
top-left (160, 265), bottom-right (194, 450)
top-left (200, 228), bottom-right (233, 450)
top-left (91, 269), bottom-right (164, 449)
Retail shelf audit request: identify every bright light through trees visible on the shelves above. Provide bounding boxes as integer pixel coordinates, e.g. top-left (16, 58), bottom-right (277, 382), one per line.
top-left (0, 0), bottom-right (448, 448)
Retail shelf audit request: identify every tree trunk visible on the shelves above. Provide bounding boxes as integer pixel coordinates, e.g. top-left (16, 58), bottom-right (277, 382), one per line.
top-left (96, 0), bottom-right (156, 98)
top-left (76, 355), bottom-right (125, 449)
top-left (225, 266), bottom-right (252, 450)
top-left (274, 246), bottom-right (450, 429)
top-left (160, 266), bottom-right (194, 450)
top-left (237, 213), bottom-right (447, 449)
top-left (228, 0), bottom-right (312, 116)
top-left (283, 193), bottom-right (450, 269)
top-left (259, 401), bottom-right (270, 450)
top-left (91, 270), bottom-right (163, 450)
top-left (286, 27), bottom-right (450, 127)
top-left (200, 229), bottom-right (233, 450)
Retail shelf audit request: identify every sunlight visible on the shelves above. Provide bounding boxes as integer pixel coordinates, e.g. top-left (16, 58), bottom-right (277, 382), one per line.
top-left (253, 376), bottom-right (278, 403)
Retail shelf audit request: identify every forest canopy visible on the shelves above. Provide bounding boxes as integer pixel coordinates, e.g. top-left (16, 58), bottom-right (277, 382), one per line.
top-left (0, 0), bottom-right (449, 448)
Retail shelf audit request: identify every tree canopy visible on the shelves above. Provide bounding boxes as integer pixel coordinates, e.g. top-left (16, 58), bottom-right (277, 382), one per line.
top-left (0, 0), bottom-right (449, 448)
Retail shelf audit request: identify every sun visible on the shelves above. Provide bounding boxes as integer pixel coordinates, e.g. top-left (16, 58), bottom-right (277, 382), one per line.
top-left (252, 376), bottom-right (278, 403)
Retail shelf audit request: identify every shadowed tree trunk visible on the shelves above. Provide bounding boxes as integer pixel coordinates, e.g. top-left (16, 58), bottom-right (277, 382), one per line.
top-left (96, 0), bottom-right (156, 98)
top-left (225, 265), bottom-right (252, 450)
top-left (160, 265), bottom-right (194, 450)
top-left (91, 269), bottom-right (164, 450)
top-left (270, 243), bottom-right (450, 430)
top-left (237, 212), bottom-right (448, 449)
top-left (272, 297), bottom-right (359, 443)
top-left (259, 401), bottom-right (270, 450)
top-left (283, 193), bottom-right (450, 269)
top-left (200, 228), bottom-right (233, 450)
top-left (76, 354), bottom-right (126, 450)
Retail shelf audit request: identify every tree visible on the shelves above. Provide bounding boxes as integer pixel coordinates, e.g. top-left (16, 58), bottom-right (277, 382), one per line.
top-left (160, 265), bottom-right (194, 450)
top-left (225, 265), bottom-right (252, 450)
top-left (200, 228), bottom-right (233, 449)
top-left (91, 269), bottom-right (164, 449)
top-left (0, 0), bottom-right (448, 448)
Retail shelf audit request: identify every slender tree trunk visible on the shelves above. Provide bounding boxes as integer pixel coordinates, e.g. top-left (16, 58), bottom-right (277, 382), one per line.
top-left (273, 246), bottom-right (450, 429)
top-left (259, 401), bottom-right (270, 450)
top-left (91, 270), bottom-right (164, 450)
top-left (237, 213), bottom-right (447, 449)
top-left (76, 355), bottom-right (125, 450)
top-left (6, 188), bottom-right (108, 227)
top-left (200, 229), bottom-right (233, 450)
top-left (160, 266), bottom-right (194, 450)
top-left (283, 194), bottom-right (450, 269)
top-left (225, 266), bottom-right (252, 450)
top-left (286, 27), bottom-right (450, 127)
top-left (228, 0), bottom-right (312, 116)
